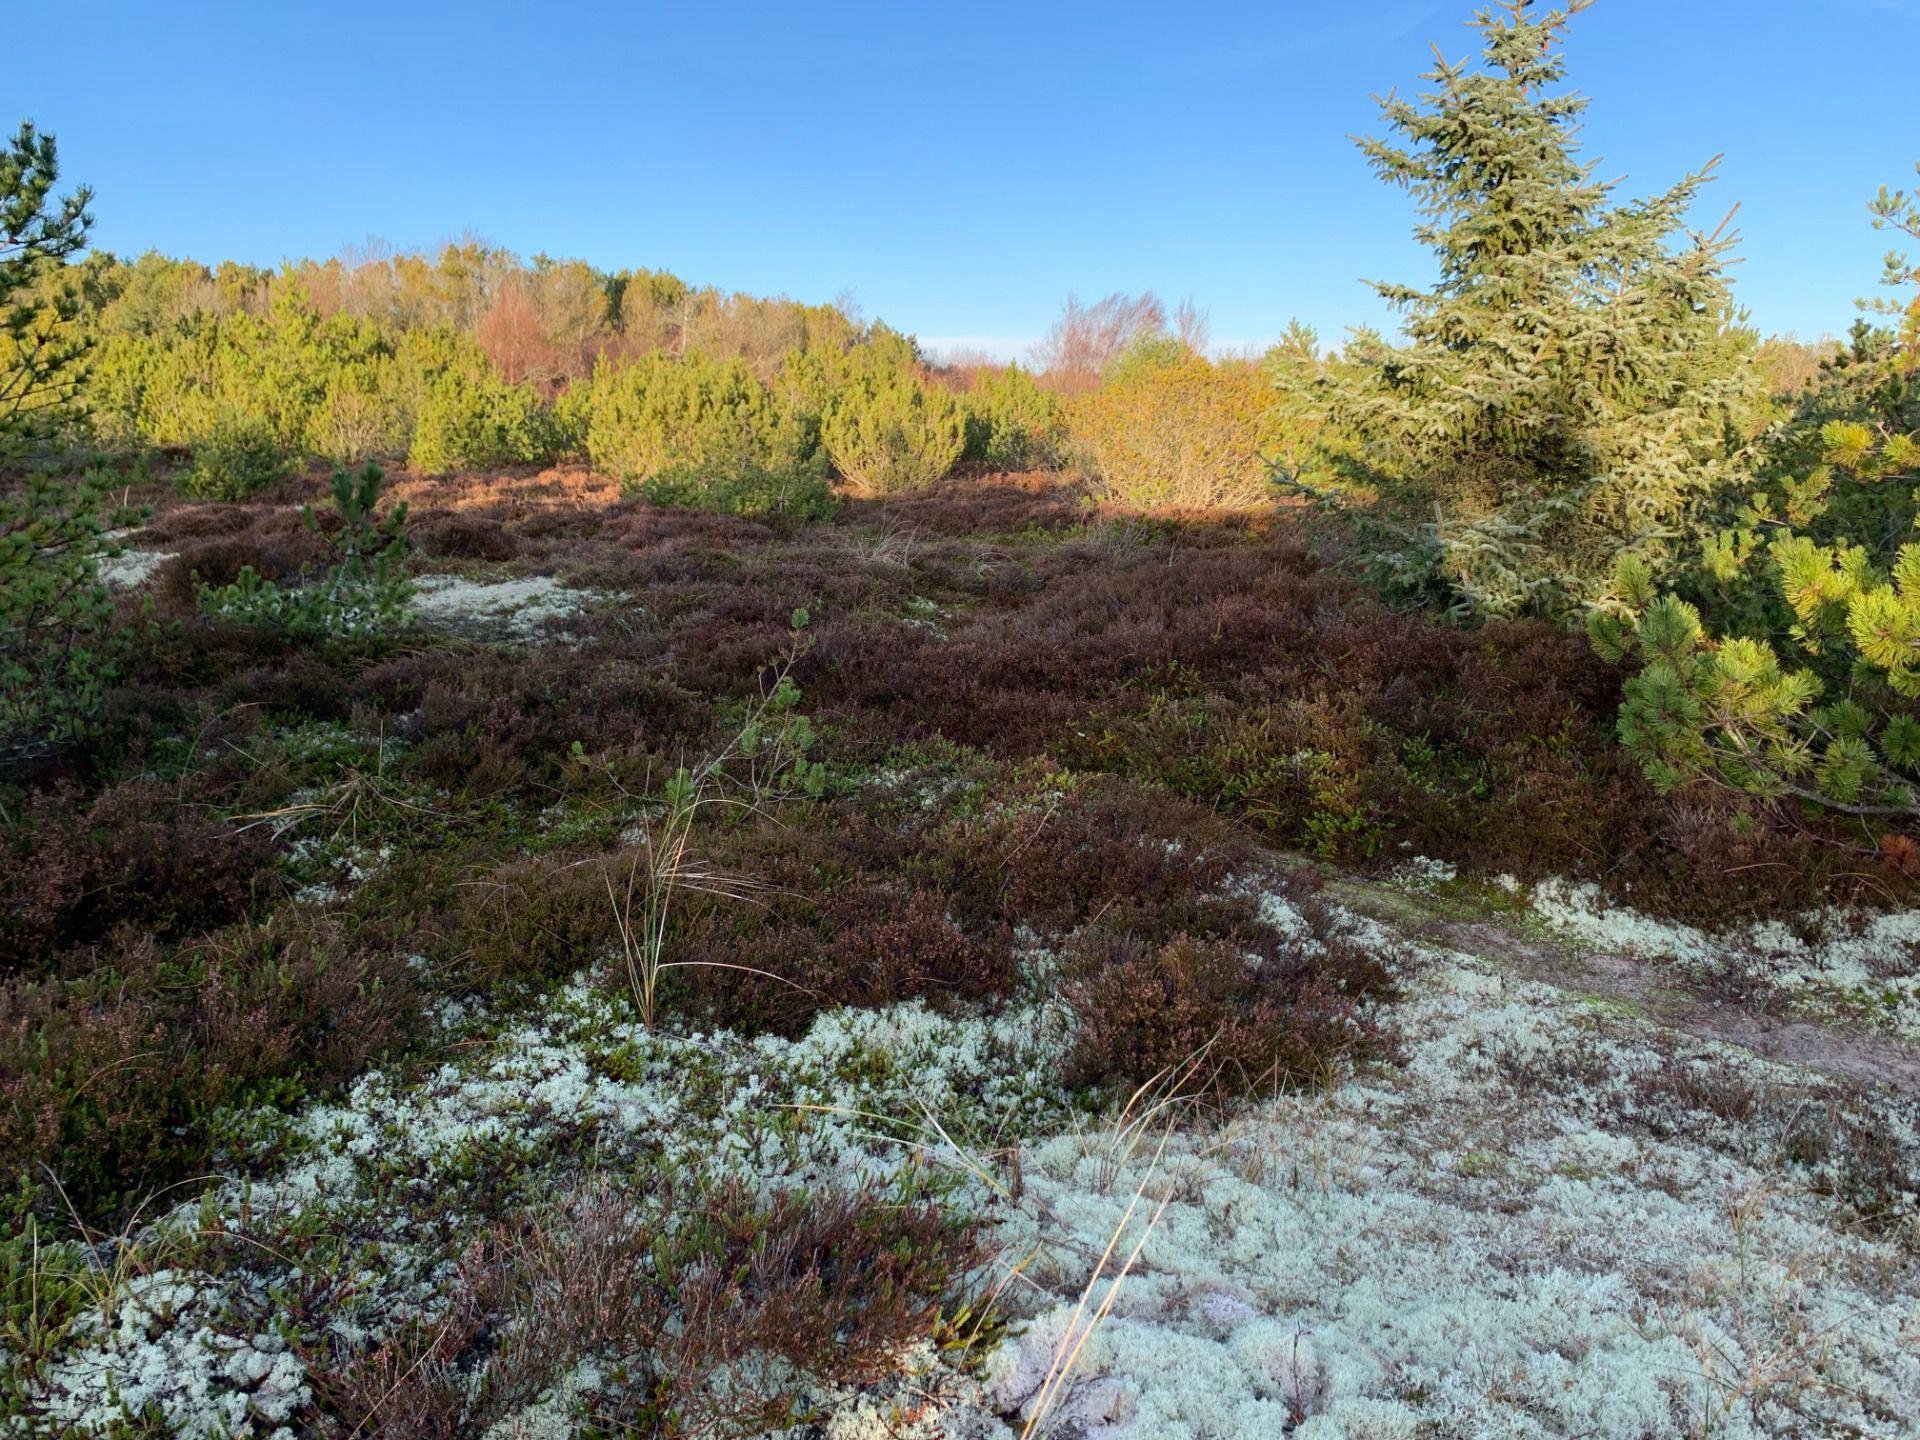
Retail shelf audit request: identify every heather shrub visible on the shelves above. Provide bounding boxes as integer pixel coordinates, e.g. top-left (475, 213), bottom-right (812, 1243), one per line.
top-left (1, 778), bottom-right (277, 963)
top-left (821, 884), bottom-right (1013, 1008)
top-left (326, 1173), bottom-right (979, 1436)
top-left (1066, 353), bottom-right (1276, 507)
top-left (456, 851), bottom-right (622, 991)
top-left (407, 347), bottom-right (557, 473)
top-left (1061, 925), bottom-right (1389, 1100)
top-left (1, 914), bottom-right (420, 1221)
top-left (961, 363), bottom-right (1062, 470)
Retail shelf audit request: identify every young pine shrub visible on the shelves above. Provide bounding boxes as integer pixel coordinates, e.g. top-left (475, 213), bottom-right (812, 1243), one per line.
top-left (1065, 353), bottom-right (1277, 508)
top-left (407, 348), bottom-right (558, 474)
top-left (0, 462), bottom-right (141, 770)
top-left (198, 462), bottom-right (412, 642)
top-left (1592, 174), bottom-right (1920, 824)
top-left (308, 365), bottom-right (410, 465)
top-left (0, 126), bottom-right (134, 768)
top-left (179, 410), bottom-right (291, 499)
top-left (581, 351), bottom-right (829, 517)
top-left (821, 355), bottom-right (966, 496)
top-left (961, 363), bottom-right (1063, 470)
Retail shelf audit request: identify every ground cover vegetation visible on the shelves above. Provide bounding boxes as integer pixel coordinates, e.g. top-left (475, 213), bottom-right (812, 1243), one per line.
top-left (5, 1), bottom-right (1920, 1435)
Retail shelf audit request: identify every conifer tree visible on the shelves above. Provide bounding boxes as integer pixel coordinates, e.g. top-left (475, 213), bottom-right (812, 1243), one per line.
top-left (1333, 0), bottom-right (1759, 620)
top-left (1593, 171), bottom-right (1920, 822)
top-left (1, 121), bottom-right (92, 457)
top-left (0, 121), bottom-right (129, 767)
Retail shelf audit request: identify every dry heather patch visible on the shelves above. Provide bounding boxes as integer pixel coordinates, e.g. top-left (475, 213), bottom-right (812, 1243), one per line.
top-left (13, 469), bottom-right (1920, 1439)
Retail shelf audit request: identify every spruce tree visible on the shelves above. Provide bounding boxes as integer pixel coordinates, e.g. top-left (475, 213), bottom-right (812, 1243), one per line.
top-left (1334, 0), bottom-right (1759, 621)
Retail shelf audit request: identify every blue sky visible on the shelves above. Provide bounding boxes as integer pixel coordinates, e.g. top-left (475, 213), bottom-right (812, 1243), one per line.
top-left (16, 1), bottom-right (1919, 359)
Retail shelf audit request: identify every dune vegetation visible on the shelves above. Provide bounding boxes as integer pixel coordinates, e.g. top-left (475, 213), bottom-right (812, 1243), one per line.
top-left (4, 3), bottom-right (1920, 1437)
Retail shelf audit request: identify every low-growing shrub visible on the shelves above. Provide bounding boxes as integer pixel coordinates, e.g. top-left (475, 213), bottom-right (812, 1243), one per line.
top-left (179, 411), bottom-right (291, 499)
top-left (1066, 354), bottom-right (1277, 508)
top-left (1, 778), bottom-right (278, 963)
top-left (822, 360), bottom-right (965, 496)
top-left (407, 351), bottom-right (557, 474)
top-left (198, 463), bottom-right (412, 642)
top-left (456, 851), bottom-right (621, 991)
top-left (320, 1173), bottom-right (980, 1436)
top-left (961, 363), bottom-right (1062, 470)
top-left (1, 913), bottom-right (421, 1222)
top-left (1061, 923), bottom-right (1389, 1100)
top-left (821, 883), bottom-right (1013, 1008)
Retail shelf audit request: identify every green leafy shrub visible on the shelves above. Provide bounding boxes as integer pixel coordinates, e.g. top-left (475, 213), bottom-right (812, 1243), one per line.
top-left (1325, 0), bottom-right (1759, 620)
top-left (407, 349), bottom-right (557, 473)
top-left (961, 363), bottom-right (1062, 470)
top-left (199, 462), bottom-right (412, 641)
top-left (179, 410), bottom-right (290, 499)
top-left (820, 355), bottom-right (964, 496)
top-left (1066, 354), bottom-right (1276, 507)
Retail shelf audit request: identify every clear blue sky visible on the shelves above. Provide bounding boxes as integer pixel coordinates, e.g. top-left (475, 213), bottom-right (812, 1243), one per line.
top-left (16, 0), bottom-right (1919, 359)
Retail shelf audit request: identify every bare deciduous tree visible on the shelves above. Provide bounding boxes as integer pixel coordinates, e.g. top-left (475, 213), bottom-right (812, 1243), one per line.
top-left (1175, 297), bottom-right (1211, 356)
top-left (1031, 291), bottom-right (1167, 392)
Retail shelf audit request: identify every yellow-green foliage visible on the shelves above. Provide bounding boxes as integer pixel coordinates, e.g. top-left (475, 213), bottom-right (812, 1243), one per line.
top-left (1595, 173), bottom-right (1920, 821)
top-left (1066, 353), bottom-right (1276, 508)
top-left (408, 345), bottom-right (557, 474)
top-left (818, 348), bottom-right (965, 496)
top-left (180, 411), bottom-right (290, 499)
top-left (87, 277), bottom-right (563, 477)
top-left (1333, 3), bottom-right (1758, 621)
top-left (579, 351), bottom-right (814, 486)
top-left (1593, 424), bottom-right (1920, 816)
top-left (961, 364), bottom-right (1061, 470)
